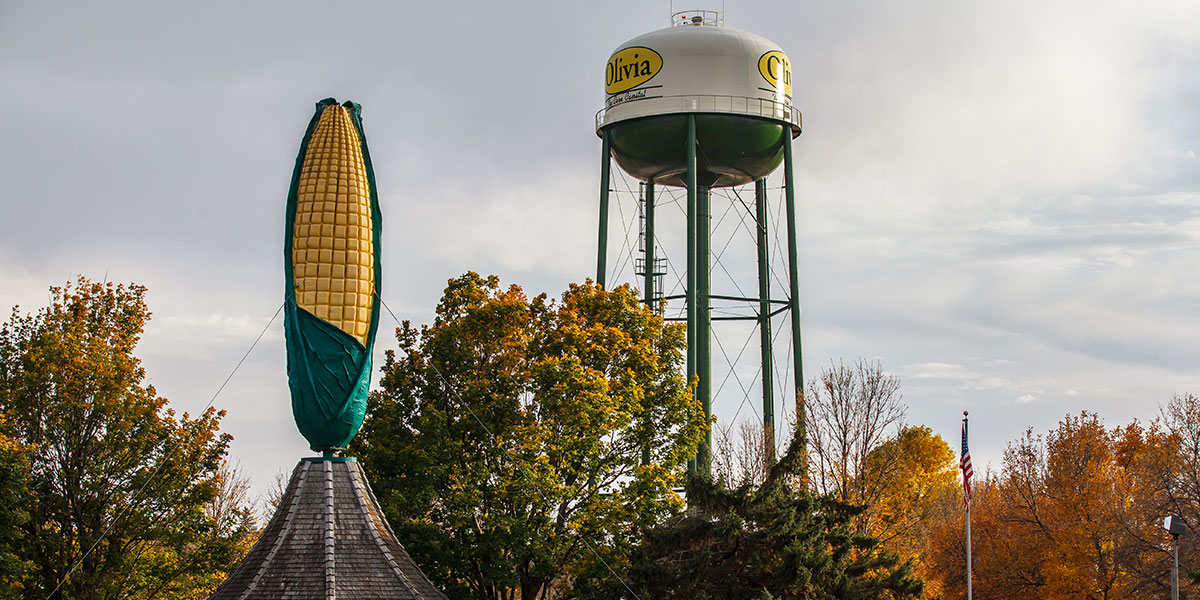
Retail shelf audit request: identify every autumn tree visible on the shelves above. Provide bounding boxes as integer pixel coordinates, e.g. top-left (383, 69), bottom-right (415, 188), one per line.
top-left (861, 426), bottom-right (957, 543)
top-left (351, 274), bottom-right (706, 600)
top-left (806, 358), bottom-right (906, 533)
top-left (860, 425), bottom-right (958, 595)
top-left (926, 412), bottom-right (1185, 599)
top-left (0, 278), bottom-right (249, 600)
top-left (783, 358), bottom-right (967, 593)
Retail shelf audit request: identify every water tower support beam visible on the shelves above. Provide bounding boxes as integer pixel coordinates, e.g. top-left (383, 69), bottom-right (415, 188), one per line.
top-left (783, 133), bottom-right (806, 473)
top-left (685, 115), bottom-right (698, 475)
top-left (755, 178), bottom-right (776, 468)
top-left (697, 184), bottom-right (712, 474)
top-left (597, 131), bottom-right (612, 288)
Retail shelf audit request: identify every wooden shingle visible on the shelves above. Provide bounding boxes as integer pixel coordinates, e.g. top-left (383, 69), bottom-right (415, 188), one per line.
top-left (209, 458), bottom-right (446, 599)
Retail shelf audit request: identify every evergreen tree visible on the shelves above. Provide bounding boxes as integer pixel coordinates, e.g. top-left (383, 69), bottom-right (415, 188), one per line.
top-left (592, 434), bottom-right (925, 600)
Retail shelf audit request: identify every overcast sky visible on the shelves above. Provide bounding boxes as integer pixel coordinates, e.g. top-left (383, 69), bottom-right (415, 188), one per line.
top-left (2, 0), bottom-right (1198, 504)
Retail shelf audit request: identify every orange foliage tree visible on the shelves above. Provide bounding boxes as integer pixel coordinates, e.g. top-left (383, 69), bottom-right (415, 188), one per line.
top-left (926, 411), bottom-right (1190, 599)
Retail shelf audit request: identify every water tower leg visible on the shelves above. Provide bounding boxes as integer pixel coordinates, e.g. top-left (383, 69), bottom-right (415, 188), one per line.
top-left (697, 184), bottom-right (712, 474)
top-left (755, 178), bottom-right (776, 469)
top-left (597, 131), bottom-right (612, 288)
top-left (686, 115), bottom-right (698, 475)
top-left (783, 133), bottom-right (806, 474)
top-left (642, 180), bottom-right (656, 466)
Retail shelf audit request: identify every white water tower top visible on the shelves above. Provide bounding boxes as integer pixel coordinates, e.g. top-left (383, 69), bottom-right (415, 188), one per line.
top-left (597, 11), bottom-right (799, 134)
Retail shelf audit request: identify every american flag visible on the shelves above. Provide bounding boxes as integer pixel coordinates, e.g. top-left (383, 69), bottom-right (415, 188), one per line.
top-left (961, 417), bottom-right (973, 508)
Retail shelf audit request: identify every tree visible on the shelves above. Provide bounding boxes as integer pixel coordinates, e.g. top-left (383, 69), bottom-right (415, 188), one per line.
top-left (925, 412), bottom-right (1184, 599)
top-left (713, 418), bottom-right (772, 488)
top-left (861, 426), bottom-right (958, 595)
top-left (176, 460), bottom-right (261, 599)
top-left (0, 423), bottom-right (33, 597)
top-left (593, 434), bottom-right (925, 599)
top-left (351, 273), bottom-right (706, 600)
top-left (1160, 393), bottom-right (1200, 588)
top-left (860, 426), bottom-right (957, 543)
top-left (0, 277), bottom-right (247, 599)
top-left (806, 358), bottom-right (905, 533)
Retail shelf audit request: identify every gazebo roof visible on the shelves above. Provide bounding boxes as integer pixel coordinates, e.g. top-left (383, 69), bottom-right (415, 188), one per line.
top-left (210, 457), bottom-right (446, 599)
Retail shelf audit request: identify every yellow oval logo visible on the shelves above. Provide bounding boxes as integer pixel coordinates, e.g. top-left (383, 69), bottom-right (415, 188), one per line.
top-left (758, 50), bottom-right (792, 98)
top-left (605, 46), bottom-right (663, 95)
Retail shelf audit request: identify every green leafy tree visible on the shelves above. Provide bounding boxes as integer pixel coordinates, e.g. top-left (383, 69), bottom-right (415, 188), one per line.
top-left (352, 273), bottom-right (706, 600)
top-left (0, 277), bottom-right (248, 599)
top-left (0, 424), bottom-right (33, 597)
top-left (595, 434), bottom-right (925, 599)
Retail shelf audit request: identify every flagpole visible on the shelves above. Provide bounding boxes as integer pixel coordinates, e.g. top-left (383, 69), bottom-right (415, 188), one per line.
top-left (967, 489), bottom-right (972, 600)
top-left (964, 411), bottom-right (973, 600)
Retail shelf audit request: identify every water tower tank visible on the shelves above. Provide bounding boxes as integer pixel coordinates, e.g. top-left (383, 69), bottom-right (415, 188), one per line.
top-left (596, 12), bottom-right (801, 188)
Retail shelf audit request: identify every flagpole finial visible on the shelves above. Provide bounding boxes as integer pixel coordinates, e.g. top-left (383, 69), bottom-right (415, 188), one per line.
top-left (963, 410), bottom-right (969, 417)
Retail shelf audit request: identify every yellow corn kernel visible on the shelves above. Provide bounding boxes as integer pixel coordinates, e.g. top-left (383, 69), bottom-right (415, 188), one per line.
top-left (292, 104), bottom-right (375, 346)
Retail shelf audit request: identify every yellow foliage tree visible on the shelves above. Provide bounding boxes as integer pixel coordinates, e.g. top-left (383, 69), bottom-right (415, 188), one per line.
top-left (862, 425), bottom-right (959, 596)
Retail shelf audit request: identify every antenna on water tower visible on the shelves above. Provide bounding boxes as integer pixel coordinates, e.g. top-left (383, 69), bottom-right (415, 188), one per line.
top-left (595, 9), bottom-right (803, 475)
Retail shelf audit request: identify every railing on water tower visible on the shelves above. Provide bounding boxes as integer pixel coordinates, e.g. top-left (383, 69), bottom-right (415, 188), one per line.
top-left (596, 94), bottom-right (802, 132)
top-left (671, 10), bottom-right (724, 27)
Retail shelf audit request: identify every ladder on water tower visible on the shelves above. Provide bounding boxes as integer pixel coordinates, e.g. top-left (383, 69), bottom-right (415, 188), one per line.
top-left (634, 182), bottom-right (666, 305)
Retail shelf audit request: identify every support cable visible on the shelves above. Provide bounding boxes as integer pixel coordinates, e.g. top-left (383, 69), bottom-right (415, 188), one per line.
top-left (709, 192), bottom-right (754, 307)
top-left (714, 186), bottom-right (760, 254)
top-left (711, 325), bottom-right (762, 428)
top-left (657, 186), bottom-right (689, 309)
top-left (610, 167), bottom-right (641, 285)
top-left (768, 315), bottom-right (792, 454)
top-left (767, 185), bottom-right (790, 297)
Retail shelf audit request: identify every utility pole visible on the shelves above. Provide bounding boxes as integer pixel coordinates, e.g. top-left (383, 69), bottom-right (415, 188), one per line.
top-left (1164, 515), bottom-right (1185, 600)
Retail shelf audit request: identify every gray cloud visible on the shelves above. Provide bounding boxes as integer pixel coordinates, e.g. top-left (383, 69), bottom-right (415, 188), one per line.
top-left (2, 0), bottom-right (1198, 498)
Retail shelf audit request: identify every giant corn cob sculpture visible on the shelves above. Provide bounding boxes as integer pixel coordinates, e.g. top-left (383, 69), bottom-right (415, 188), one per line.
top-left (284, 98), bottom-right (381, 452)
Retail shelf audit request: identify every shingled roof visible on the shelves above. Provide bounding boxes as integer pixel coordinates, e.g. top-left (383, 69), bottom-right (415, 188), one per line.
top-left (210, 458), bottom-right (446, 599)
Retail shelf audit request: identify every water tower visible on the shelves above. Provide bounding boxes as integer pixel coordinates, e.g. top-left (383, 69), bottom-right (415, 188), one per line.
top-left (595, 10), bottom-right (803, 473)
